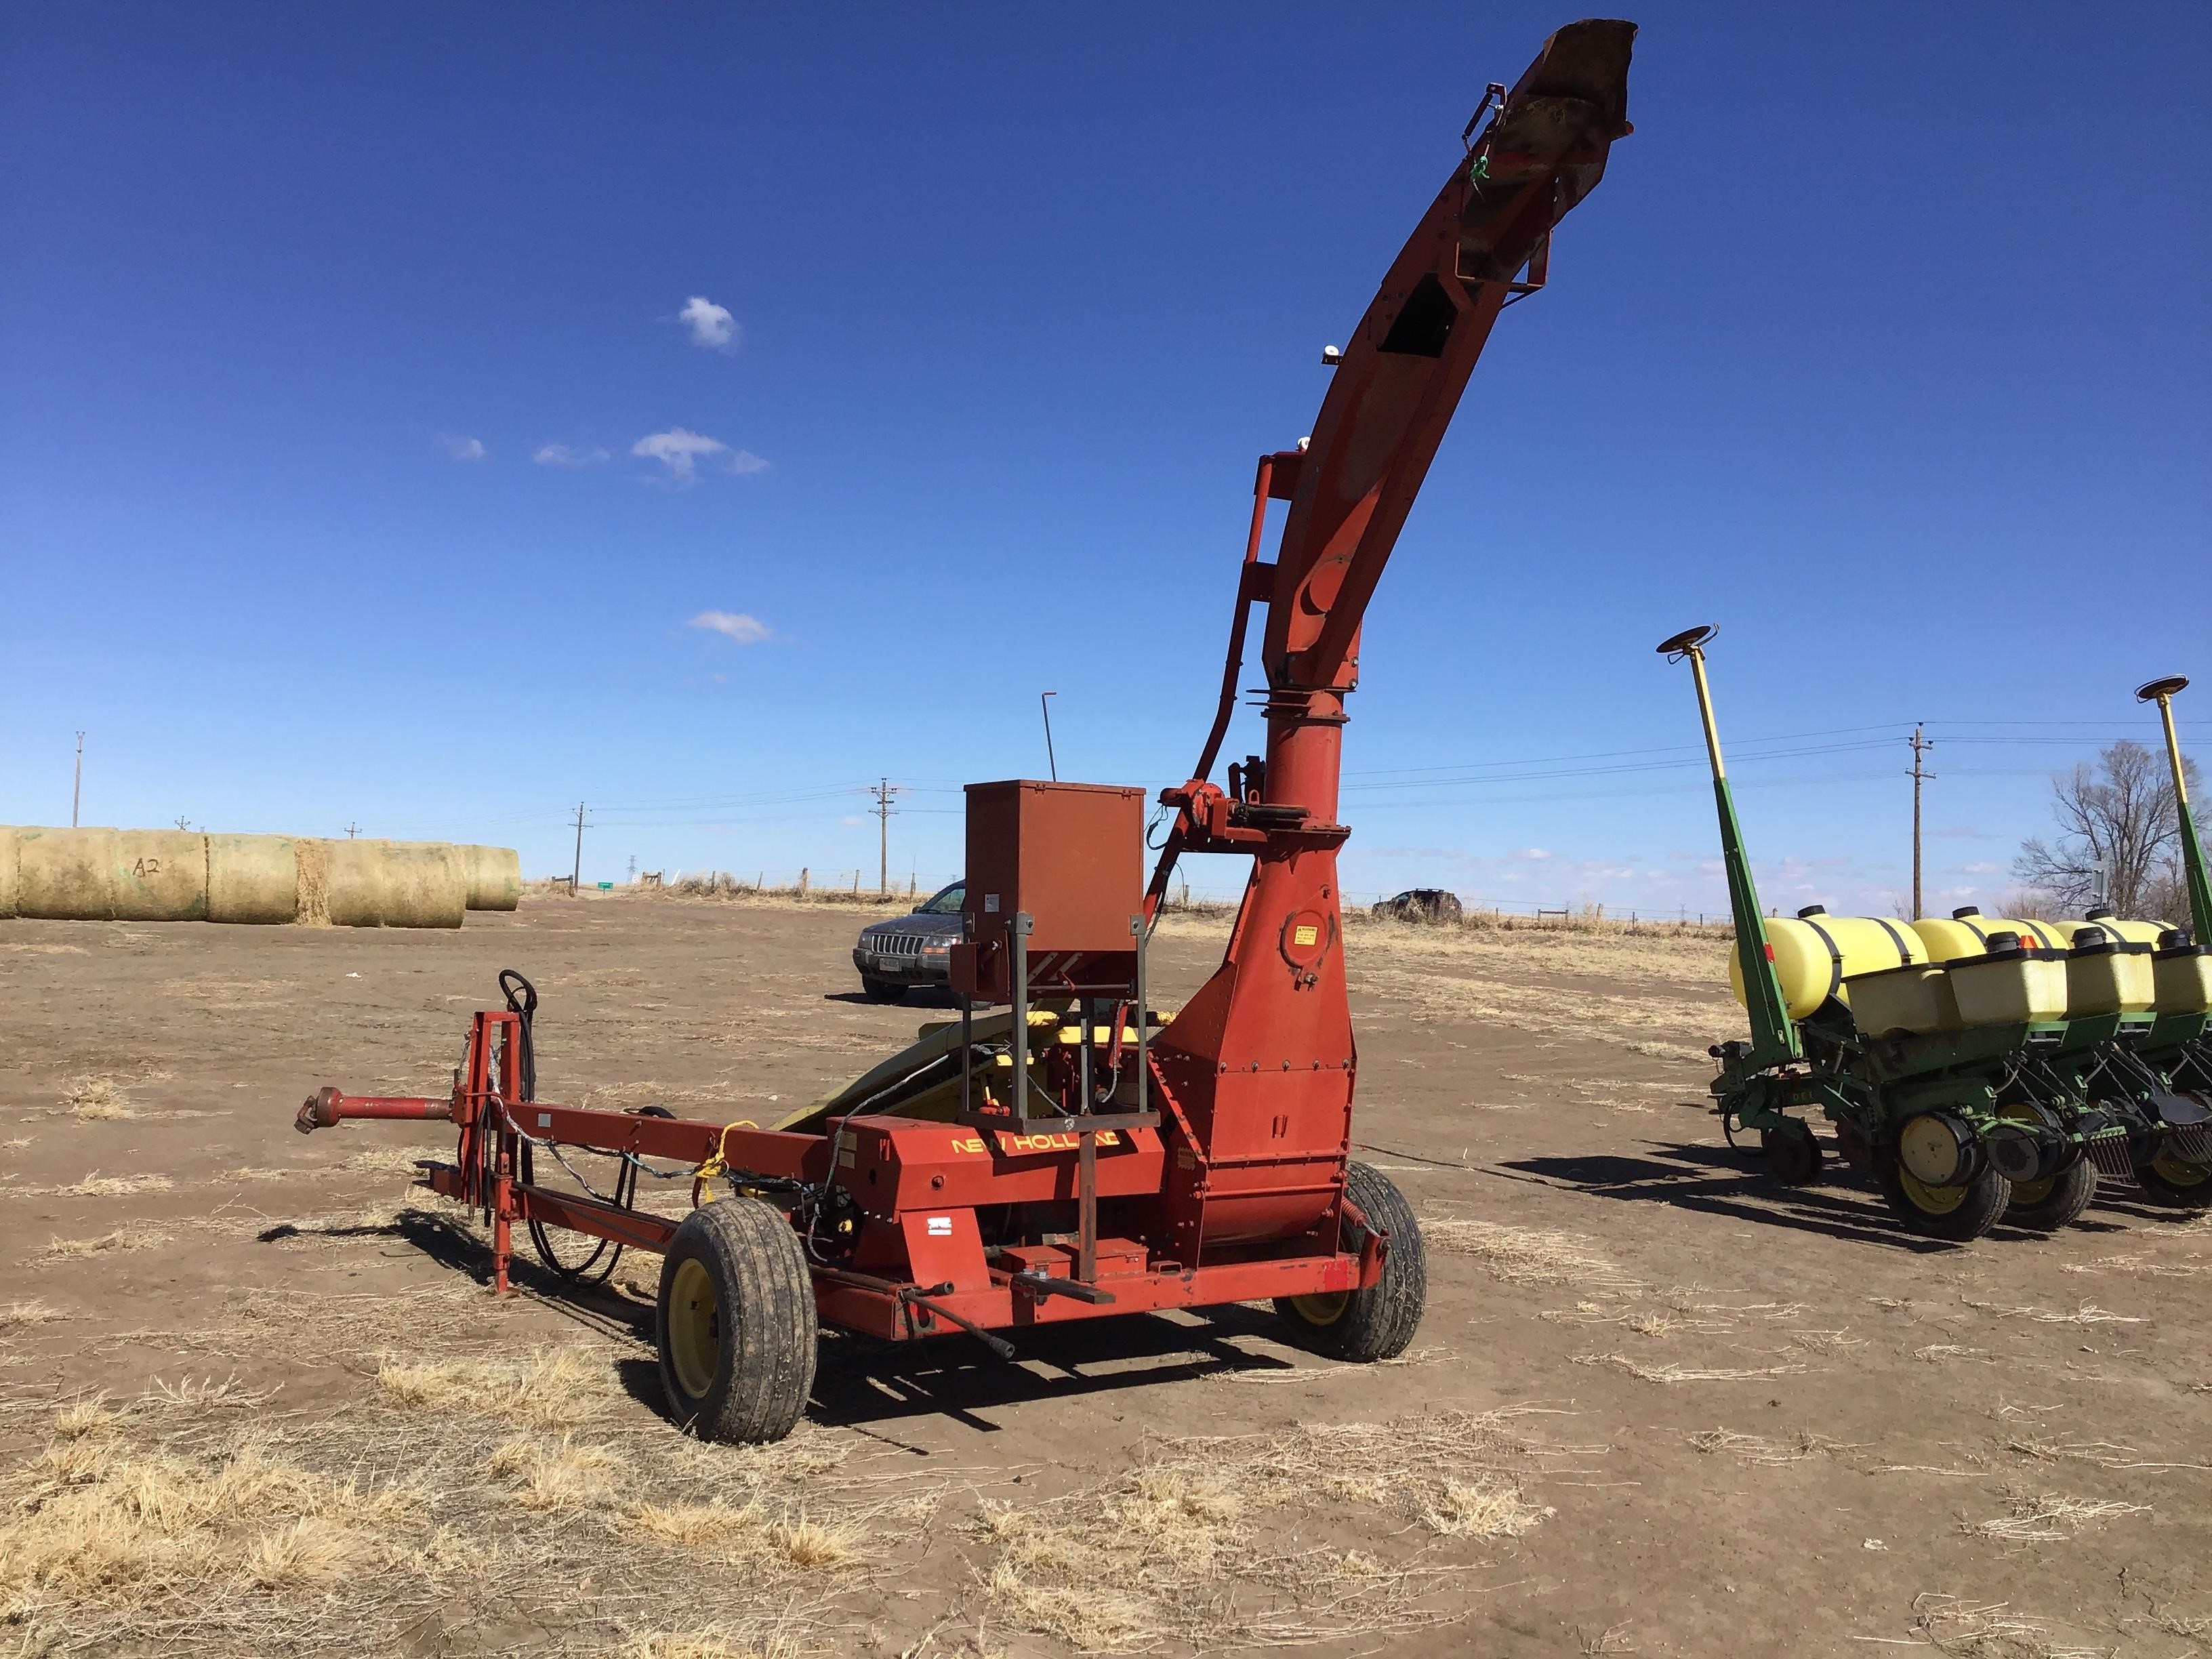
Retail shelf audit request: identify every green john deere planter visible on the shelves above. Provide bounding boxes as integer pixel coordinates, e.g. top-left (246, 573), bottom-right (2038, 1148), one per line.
top-left (1658, 630), bottom-right (2212, 1243)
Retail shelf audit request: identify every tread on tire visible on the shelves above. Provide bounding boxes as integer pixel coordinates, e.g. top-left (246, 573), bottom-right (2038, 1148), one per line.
top-left (657, 1197), bottom-right (819, 1443)
top-left (1273, 1162), bottom-right (1427, 1361)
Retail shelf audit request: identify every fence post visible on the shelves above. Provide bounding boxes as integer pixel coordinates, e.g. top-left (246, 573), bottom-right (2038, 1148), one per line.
top-left (799, 867), bottom-right (808, 895)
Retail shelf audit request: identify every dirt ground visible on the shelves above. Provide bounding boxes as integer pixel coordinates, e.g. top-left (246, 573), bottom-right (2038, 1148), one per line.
top-left (1, 896), bottom-right (2207, 1658)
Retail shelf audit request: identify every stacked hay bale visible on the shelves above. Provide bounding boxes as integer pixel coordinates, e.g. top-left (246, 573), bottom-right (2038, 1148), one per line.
top-left (209, 834), bottom-right (299, 924)
top-left (0, 827), bottom-right (512, 928)
top-left (459, 844), bottom-right (521, 912)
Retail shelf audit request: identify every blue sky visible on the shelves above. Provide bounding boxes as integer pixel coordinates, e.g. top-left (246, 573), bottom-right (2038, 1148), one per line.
top-left (4, 2), bottom-right (2206, 912)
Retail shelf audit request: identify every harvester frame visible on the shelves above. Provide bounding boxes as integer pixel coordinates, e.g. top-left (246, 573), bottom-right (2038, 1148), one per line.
top-left (295, 20), bottom-right (1641, 1440)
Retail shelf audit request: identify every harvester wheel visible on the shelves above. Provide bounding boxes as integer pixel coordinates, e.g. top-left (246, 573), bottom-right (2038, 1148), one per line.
top-left (860, 976), bottom-right (905, 1004)
top-left (2001, 1158), bottom-right (2095, 1232)
top-left (2135, 1150), bottom-right (2212, 1208)
top-left (1761, 1120), bottom-right (1822, 1185)
top-left (1875, 1156), bottom-right (2009, 1242)
top-left (657, 1197), bottom-right (819, 1444)
top-left (1273, 1162), bottom-right (1425, 1361)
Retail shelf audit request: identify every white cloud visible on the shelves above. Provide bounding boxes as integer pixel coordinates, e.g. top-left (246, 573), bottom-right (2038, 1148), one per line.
top-left (533, 441), bottom-right (610, 468)
top-left (689, 611), bottom-right (771, 644)
top-left (438, 432), bottom-right (487, 462)
top-left (678, 295), bottom-right (737, 352)
top-left (632, 428), bottom-right (769, 484)
top-left (840, 815), bottom-right (865, 827)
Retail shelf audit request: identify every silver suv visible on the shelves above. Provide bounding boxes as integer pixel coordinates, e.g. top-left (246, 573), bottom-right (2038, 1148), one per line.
top-left (852, 880), bottom-right (965, 1002)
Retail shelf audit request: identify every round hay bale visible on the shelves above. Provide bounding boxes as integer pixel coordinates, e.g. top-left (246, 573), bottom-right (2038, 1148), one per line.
top-left (463, 844), bottom-right (522, 911)
top-left (320, 838), bottom-right (382, 927)
top-left (322, 839), bottom-right (465, 928)
top-left (296, 838), bottom-right (331, 926)
top-left (208, 834), bottom-right (298, 925)
top-left (380, 842), bottom-right (467, 929)
top-left (16, 827), bottom-right (118, 920)
top-left (111, 831), bottom-right (208, 922)
top-left (0, 826), bottom-right (18, 919)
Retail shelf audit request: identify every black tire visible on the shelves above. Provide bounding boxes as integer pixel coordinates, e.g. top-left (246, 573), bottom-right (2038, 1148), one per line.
top-left (861, 976), bottom-right (905, 1003)
top-left (1762, 1120), bottom-right (1823, 1186)
top-left (2002, 1158), bottom-right (2096, 1231)
top-left (1273, 1162), bottom-right (1426, 1361)
top-left (657, 1197), bottom-right (819, 1443)
top-left (2135, 1149), bottom-right (2212, 1208)
top-left (1875, 1155), bottom-right (2011, 1242)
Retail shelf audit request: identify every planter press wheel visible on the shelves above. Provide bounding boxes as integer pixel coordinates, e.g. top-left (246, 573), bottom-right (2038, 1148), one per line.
top-left (1760, 1120), bottom-right (1823, 1186)
top-left (2001, 1160), bottom-right (2095, 1232)
top-left (2136, 1149), bottom-right (2212, 1209)
top-left (1876, 1157), bottom-right (2011, 1242)
top-left (1996, 1105), bottom-right (2095, 1233)
top-left (1275, 1162), bottom-right (1427, 1361)
top-left (656, 1197), bottom-right (819, 1443)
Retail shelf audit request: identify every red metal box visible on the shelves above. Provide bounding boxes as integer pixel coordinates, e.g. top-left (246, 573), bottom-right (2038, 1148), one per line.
top-left (963, 780), bottom-right (1144, 956)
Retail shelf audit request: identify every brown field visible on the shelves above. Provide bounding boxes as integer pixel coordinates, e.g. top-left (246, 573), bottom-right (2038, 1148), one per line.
top-left (1, 896), bottom-right (2207, 1658)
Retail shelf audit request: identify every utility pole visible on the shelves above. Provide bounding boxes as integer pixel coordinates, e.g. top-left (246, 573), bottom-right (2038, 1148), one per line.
top-left (571, 802), bottom-right (589, 887)
top-left (344, 821), bottom-right (361, 840)
top-left (1908, 724), bottom-right (1934, 920)
top-left (72, 733), bottom-right (84, 827)
top-left (1040, 691), bottom-right (1059, 781)
top-left (628, 855), bottom-right (637, 884)
top-left (873, 779), bottom-right (901, 893)
top-left (174, 815), bottom-right (190, 830)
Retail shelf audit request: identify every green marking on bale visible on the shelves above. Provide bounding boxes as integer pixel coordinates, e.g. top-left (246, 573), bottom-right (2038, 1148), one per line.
top-left (112, 830), bottom-right (209, 922)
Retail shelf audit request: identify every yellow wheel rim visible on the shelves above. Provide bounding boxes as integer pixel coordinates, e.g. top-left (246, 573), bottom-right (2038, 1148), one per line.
top-left (1899, 1168), bottom-right (1968, 1215)
top-left (2151, 1150), bottom-right (2212, 1188)
top-left (1290, 1291), bottom-right (1351, 1327)
top-left (668, 1257), bottom-right (722, 1399)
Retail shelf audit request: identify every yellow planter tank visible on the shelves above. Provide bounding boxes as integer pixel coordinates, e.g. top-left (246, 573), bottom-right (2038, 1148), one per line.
top-left (1727, 907), bottom-right (1927, 1022)
top-left (2152, 936), bottom-right (2212, 1014)
top-left (1950, 933), bottom-right (2069, 1025)
top-left (1844, 962), bottom-right (1959, 1037)
top-left (2064, 924), bottom-right (2156, 1017)
top-left (1910, 907), bottom-right (2045, 964)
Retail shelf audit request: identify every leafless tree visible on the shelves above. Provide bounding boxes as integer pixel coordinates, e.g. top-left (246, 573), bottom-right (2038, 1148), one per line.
top-left (2013, 740), bottom-right (2200, 920)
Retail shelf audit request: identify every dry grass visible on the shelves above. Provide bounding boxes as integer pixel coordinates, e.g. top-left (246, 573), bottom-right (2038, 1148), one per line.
top-left (0, 1298), bottom-right (65, 1329)
top-left (1910, 1593), bottom-right (2114, 1658)
top-left (0, 1292), bottom-right (928, 1658)
top-left (62, 1074), bottom-right (136, 1120)
top-left (1422, 1216), bottom-right (1639, 1291)
top-left (1572, 1353), bottom-right (1808, 1385)
top-left (35, 1224), bottom-right (170, 1261)
top-left (2058, 1254), bottom-right (2207, 1278)
top-left (973, 1408), bottom-right (1593, 1652)
top-left (377, 1345), bottom-right (606, 1429)
top-left (1959, 1491), bottom-right (2150, 1543)
top-left (487, 1433), bottom-right (626, 1511)
top-left (1688, 1428), bottom-right (1843, 1465)
top-left (0, 1430), bottom-right (427, 1616)
top-left (30, 1170), bottom-right (173, 1197)
top-left (1961, 1300), bottom-right (2140, 1326)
